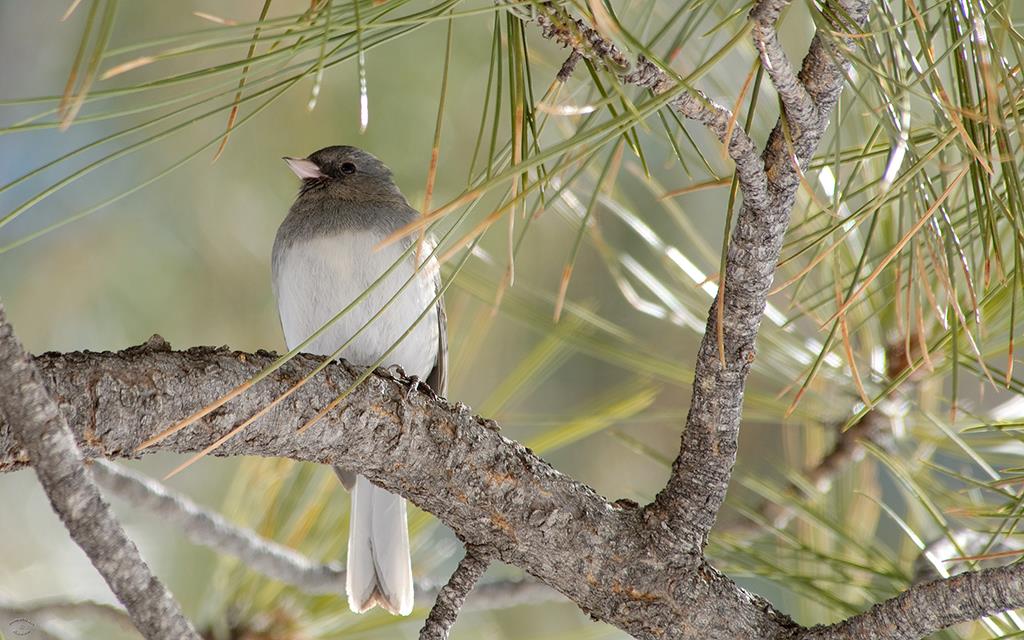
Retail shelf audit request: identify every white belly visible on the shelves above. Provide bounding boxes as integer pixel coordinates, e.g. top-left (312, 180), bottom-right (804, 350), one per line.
top-left (274, 232), bottom-right (439, 379)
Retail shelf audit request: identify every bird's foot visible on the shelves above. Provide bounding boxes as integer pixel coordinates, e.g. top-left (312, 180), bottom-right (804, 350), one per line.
top-left (385, 364), bottom-right (423, 401)
top-left (404, 375), bottom-right (423, 401)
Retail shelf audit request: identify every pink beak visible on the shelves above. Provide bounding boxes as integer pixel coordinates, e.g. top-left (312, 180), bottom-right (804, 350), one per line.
top-left (283, 156), bottom-right (326, 180)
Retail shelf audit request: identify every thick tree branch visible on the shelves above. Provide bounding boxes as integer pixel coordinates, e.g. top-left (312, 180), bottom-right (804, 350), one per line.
top-left (648, 0), bottom-right (871, 550)
top-left (0, 307), bottom-right (199, 640)
top-left (3, 346), bottom-right (1022, 639)
top-left (419, 546), bottom-right (490, 640)
top-left (804, 564), bottom-right (1024, 640)
top-left (0, 345), bottom-right (797, 639)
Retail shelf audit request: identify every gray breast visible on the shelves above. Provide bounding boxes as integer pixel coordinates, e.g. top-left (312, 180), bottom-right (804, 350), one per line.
top-left (272, 229), bottom-right (439, 380)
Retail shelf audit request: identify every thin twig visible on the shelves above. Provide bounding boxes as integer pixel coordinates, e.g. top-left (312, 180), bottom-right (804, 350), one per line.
top-left (91, 460), bottom-right (347, 594)
top-left (0, 598), bottom-right (134, 632)
top-left (6, 343), bottom-right (1024, 638)
top-left (749, 0), bottom-right (820, 135)
top-left (506, 1), bottom-right (769, 207)
top-left (92, 460), bottom-right (557, 607)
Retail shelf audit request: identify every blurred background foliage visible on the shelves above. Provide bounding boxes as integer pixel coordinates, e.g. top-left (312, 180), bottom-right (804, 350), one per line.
top-left (2, 0), bottom-right (1024, 638)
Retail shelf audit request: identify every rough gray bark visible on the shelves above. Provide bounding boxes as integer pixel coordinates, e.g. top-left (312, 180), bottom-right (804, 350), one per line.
top-left (419, 547), bottom-right (490, 640)
top-left (0, 307), bottom-right (200, 640)
top-left (750, 0), bottom-right (818, 134)
top-left (803, 564), bottom-right (1024, 640)
top-left (649, 0), bottom-right (872, 551)
top-left (3, 345), bottom-right (1023, 639)
top-left (0, 345), bottom-right (798, 639)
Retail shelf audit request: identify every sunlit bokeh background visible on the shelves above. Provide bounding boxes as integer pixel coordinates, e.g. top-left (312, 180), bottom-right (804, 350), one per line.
top-left (3, 1), bottom-right (1024, 638)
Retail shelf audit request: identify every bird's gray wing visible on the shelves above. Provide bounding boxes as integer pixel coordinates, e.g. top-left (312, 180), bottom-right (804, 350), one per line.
top-left (336, 247), bottom-right (446, 491)
top-left (425, 278), bottom-right (447, 397)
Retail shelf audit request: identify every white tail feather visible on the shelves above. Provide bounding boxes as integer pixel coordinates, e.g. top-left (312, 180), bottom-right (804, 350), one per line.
top-left (346, 475), bottom-right (414, 615)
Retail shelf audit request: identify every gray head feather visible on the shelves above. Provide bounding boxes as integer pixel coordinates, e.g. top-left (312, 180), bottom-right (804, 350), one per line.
top-left (275, 145), bottom-right (418, 242)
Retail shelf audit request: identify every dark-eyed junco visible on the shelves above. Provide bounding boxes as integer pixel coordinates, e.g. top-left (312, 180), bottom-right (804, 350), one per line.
top-left (272, 145), bottom-right (446, 615)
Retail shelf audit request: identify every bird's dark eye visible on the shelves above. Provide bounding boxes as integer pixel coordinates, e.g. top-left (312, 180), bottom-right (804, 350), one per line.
top-left (340, 162), bottom-right (356, 174)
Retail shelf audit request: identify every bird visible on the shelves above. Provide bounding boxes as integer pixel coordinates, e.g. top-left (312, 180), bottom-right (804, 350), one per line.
top-left (271, 145), bottom-right (446, 616)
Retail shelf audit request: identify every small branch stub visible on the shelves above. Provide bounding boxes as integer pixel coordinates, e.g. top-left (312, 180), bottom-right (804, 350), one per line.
top-left (419, 546), bottom-right (491, 640)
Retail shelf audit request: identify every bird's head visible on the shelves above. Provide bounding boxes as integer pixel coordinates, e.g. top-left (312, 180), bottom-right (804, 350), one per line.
top-left (284, 145), bottom-right (403, 202)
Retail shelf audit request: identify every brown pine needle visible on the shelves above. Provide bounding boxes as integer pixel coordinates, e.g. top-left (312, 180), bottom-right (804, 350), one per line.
top-left (1008, 335), bottom-right (1015, 387)
top-left (213, 106), bottom-right (241, 163)
top-left (915, 301), bottom-right (935, 372)
top-left (917, 223), bottom-right (996, 389)
top-left (100, 56), bottom-right (155, 80)
top-left (136, 381), bottom-right (254, 451)
top-left (839, 297), bottom-right (871, 409)
top-left (659, 177), bottom-right (732, 200)
top-left (821, 166), bottom-right (969, 328)
top-left (945, 548), bottom-right (1024, 563)
top-left (721, 60), bottom-right (758, 164)
top-left (59, 0), bottom-right (99, 121)
top-left (917, 241), bottom-right (943, 325)
top-left (784, 385), bottom-right (809, 418)
top-left (438, 220), bottom-right (488, 264)
top-left (62, 0), bottom-right (85, 21)
top-left (213, 0), bottom-right (273, 163)
top-left (774, 375), bottom-right (800, 401)
top-left (553, 265), bottom-right (572, 323)
top-left (163, 423), bottom-right (247, 480)
top-left (418, 146), bottom-right (441, 264)
top-left (490, 268), bottom-right (510, 319)
top-left (378, 188), bottom-right (484, 251)
top-left (297, 394), bottom-right (343, 435)
top-left (59, 66), bottom-right (80, 122)
top-left (193, 11), bottom-right (238, 25)
top-left (427, 180), bottom-right (544, 265)
top-left (60, 0), bottom-right (117, 131)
